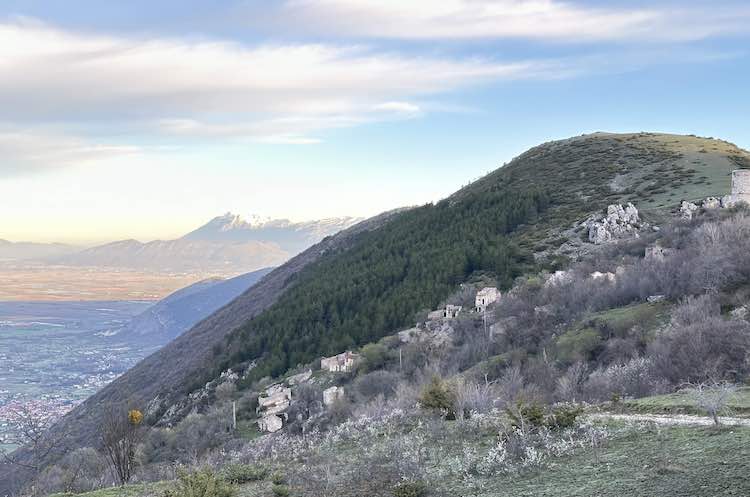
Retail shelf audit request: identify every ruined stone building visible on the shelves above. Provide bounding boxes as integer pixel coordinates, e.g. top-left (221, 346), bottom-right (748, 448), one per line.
top-left (444, 304), bottom-right (462, 319)
top-left (256, 383), bottom-right (292, 433)
top-left (321, 351), bottom-right (360, 373)
top-left (475, 287), bottom-right (501, 313)
top-left (729, 169), bottom-right (750, 205)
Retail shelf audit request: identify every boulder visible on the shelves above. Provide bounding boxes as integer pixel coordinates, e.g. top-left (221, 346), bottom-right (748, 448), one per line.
top-left (647, 295), bottom-right (666, 303)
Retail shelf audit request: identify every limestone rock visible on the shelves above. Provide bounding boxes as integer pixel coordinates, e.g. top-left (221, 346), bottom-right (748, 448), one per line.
top-left (679, 201), bottom-right (699, 220)
top-left (586, 203), bottom-right (645, 244)
top-left (731, 306), bottom-right (748, 320)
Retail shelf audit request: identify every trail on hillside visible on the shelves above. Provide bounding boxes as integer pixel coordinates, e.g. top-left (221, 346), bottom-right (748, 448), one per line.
top-left (588, 412), bottom-right (750, 427)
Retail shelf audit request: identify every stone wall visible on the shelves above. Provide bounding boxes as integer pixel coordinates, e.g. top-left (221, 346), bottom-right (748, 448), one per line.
top-left (732, 169), bottom-right (750, 204)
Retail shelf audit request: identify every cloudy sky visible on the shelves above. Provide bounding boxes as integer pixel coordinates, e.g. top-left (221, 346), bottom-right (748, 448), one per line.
top-left (2, 0), bottom-right (749, 243)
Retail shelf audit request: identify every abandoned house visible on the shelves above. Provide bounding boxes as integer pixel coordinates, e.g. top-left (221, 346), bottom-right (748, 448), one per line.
top-left (475, 287), bottom-right (501, 313)
top-left (320, 351), bottom-right (361, 373)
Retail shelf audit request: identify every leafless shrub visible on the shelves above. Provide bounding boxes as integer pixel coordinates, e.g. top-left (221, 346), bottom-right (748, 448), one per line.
top-left (454, 378), bottom-right (498, 419)
top-left (555, 363), bottom-right (587, 402)
top-left (35, 447), bottom-right (106, 495)
top-left (353, 370), bottom-right (400, 401)
top-left (686, 381), bottom-right (738, 425)
top-left (649, 318), bottom-right (750, 384)
top-left (170, 407), bottom-right (234, 465)
top-left (583, 357), bottom-right (663, 401)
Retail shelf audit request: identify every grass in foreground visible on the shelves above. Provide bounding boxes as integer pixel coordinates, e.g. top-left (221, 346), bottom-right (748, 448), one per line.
top-left (50, 419), bottom-right (750, 497)
top-left (474, 424), bottom-right (750, 497)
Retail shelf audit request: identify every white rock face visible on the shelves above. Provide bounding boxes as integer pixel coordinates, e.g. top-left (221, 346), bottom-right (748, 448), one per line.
top-left (586, 203), bottom-right (644, 244)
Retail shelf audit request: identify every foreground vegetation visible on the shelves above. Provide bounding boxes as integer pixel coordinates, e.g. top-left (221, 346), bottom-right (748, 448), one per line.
top-left (50, 416), bottom-right (750, 497)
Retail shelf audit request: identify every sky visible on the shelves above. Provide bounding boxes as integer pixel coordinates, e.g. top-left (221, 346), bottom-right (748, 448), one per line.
top-left (1, 0), bottom-right (749, 244)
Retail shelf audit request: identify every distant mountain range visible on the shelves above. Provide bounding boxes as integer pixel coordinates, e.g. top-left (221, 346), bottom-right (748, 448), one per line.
top-left (3, 214), bottom-right (361, 275)
top-left (108, 266), bottom-right (273, 344)
top-left (0, 239), bottom-right (79, 262)
top-left (182, 213), bottom-right (362, 254)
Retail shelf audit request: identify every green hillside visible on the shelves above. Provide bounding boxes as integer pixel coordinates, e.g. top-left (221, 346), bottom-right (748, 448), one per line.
top-left (212, 132), bottom-right (750, 383)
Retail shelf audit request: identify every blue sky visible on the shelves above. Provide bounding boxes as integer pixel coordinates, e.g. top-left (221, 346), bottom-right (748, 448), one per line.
top-left (1, 0), bottom-right (749, 243)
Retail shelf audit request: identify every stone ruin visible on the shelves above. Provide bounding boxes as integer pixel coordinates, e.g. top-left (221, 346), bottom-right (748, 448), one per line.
top-left (256, 383), bottom-right (292, 433)
top-left (680, 169), bottom-right (750, 219)
top-left (475, 287), bottom-right (501, 313)
top-left (323, 386), bottom-right (345, 406)
top-left (321, 351), bottom-right (361, 373)
top-left (645, 243), bottom-right (676, 261)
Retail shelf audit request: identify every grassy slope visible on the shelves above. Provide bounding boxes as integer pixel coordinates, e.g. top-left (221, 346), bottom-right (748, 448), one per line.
top-left (624, 387), bottom-right (750, 416)
top-left (479, 425), bottom-right (750, 497)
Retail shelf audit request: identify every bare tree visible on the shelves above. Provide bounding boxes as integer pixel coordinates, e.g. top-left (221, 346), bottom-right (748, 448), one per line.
top-left (686, 381), bottom-right (738, 426)
top-left (99, 407), bottom-right (146, 485)
top-left (1, 404), bottom-right (69, 472)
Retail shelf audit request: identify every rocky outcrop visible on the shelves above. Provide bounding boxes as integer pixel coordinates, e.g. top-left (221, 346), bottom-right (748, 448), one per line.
top-left (585, 203), bottom-right (646, 244)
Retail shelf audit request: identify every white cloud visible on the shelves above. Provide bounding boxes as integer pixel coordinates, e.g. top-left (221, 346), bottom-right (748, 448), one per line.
top-left (0, 19), bottom-right (559, 147)
top-left (0, 128), bottom-right (138, 175)
top-left (373, 101), bottom-right (422, 115)
top-left (273, 0), bottom-right (750, 42)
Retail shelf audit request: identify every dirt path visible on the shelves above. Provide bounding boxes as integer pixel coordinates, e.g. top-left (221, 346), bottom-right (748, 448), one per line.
top-left (587, 412), bottom-right (750, 427)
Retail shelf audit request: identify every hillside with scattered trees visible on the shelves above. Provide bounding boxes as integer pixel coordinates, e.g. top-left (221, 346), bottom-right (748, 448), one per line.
top-left (4, 132), bottom-right (750, 497)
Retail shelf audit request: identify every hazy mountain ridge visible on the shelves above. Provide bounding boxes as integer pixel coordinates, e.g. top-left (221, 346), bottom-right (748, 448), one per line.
top-left (0, 239), bottom-right (79, 262)
top-left (111, 267), bottom-right (274, 344)
top-left (46, 214), bottom-right (360, 274)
